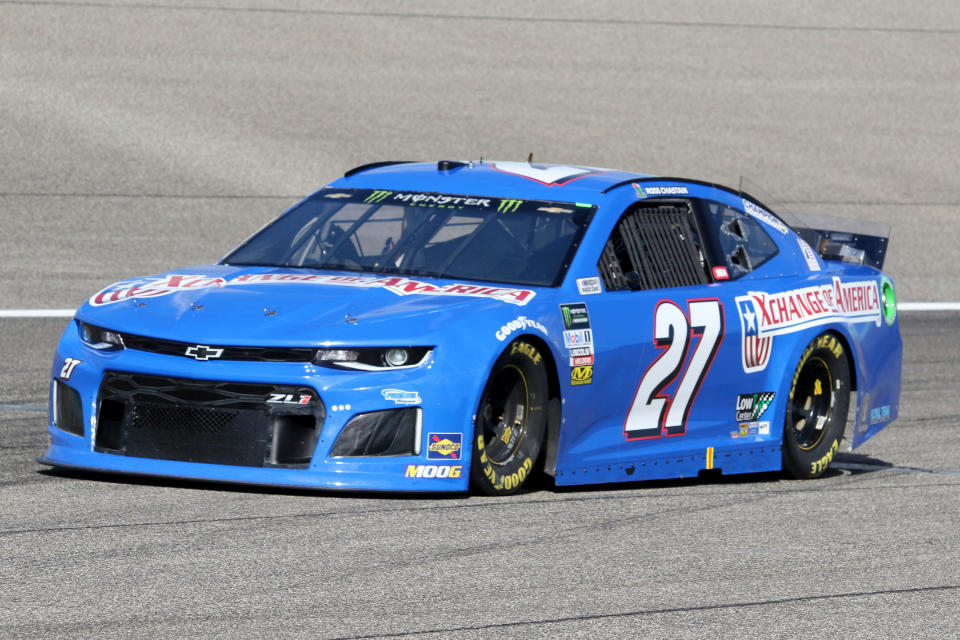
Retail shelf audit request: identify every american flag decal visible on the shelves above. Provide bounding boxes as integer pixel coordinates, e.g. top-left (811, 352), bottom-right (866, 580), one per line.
top-left (738, 297), bottom-right (773, 373)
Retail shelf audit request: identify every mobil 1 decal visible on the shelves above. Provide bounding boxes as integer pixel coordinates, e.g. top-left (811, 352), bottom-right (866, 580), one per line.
top-left (560, 302), bottom-right (595, 370)
top-left (624, 298), bottom-right (724, 440)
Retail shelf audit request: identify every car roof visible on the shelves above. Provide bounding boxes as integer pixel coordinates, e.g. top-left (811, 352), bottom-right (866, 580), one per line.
top-left (330, 160), bottom-right (655, 205)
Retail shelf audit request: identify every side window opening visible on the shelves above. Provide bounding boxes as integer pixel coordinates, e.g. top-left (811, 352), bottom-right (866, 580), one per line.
top-left (597, 201), bottom-right (710, 291)
top-left (703, 200), bottom-right (778, 278)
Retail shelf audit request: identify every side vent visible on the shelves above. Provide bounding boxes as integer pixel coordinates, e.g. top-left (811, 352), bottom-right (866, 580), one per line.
top-left (598, 201), bottom-right (709, 291)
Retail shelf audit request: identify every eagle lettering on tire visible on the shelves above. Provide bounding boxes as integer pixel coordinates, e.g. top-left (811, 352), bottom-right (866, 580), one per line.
top-left (471, 340), bottom-right (549, 495)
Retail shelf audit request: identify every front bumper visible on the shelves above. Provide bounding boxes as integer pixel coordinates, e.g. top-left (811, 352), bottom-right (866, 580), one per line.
top-left (43, 323), bottom-right (474, 492)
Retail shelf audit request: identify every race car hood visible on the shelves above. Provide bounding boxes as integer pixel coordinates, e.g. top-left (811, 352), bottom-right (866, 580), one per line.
top-left (74, 265), bottom-right (540, 346)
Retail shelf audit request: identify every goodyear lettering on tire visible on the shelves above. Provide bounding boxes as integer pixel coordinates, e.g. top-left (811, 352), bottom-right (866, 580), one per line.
top-left (492, 457), bottom-right (533, 492)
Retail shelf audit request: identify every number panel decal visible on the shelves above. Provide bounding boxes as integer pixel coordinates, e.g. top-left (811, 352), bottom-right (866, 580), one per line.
top-left (624, 299), bottom-right (724, 440)
top-left (624, 302), bottom-right (689, 439)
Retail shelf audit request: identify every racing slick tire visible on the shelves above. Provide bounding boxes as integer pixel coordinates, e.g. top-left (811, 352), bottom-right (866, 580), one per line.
top-left (471, 339), bottom-right (549, 496)
top-left (782, 332), bottom-right (851, 479)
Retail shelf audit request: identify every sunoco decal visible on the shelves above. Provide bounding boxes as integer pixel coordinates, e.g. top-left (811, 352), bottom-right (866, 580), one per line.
top-left (738, 278), bottom-right (881, 373)
top-left (90, 275), bottom-right (226, 306)
top-left (427, 433), bottom-right (462, 460)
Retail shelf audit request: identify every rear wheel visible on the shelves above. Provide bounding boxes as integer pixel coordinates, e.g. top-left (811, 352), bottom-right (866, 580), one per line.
top-left (782, 332), bottom-right (850, 478)
top-left (471, 340), bottom-right (549, 495)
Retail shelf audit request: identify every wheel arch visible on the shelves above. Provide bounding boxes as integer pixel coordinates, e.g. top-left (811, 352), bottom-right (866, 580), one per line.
top-left (508, 333), bottom-right (563, 477)
top-left (825, 328), bottom-right (858, 392)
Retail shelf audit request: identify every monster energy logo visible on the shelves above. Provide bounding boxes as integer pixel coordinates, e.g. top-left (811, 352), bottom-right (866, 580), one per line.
top-left (559, 303), bottom-right (590, 330)
top-left (365, 190), bottom-right (393, 203)
top-left (497, 199), bottom-right (523, 213)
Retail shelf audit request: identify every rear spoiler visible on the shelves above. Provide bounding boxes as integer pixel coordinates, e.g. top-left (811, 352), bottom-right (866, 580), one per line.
top-left (790, 213), bottom-right (891, 271)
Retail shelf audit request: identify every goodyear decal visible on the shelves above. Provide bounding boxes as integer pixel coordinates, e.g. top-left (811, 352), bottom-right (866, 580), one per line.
top-left (706, 447), bottom-right (714, 470)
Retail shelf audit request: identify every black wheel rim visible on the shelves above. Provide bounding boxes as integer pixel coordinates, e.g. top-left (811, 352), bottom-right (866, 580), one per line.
top-left (790, 357), bottom-right (834, 450)
top-left (478, 364), bottom-right (528, 465)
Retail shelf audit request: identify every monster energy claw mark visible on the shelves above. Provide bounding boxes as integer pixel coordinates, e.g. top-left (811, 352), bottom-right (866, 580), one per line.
top-left (365, 190), bottom-right (393, 203)
top-left (497, 199), bottom-right (523, 213)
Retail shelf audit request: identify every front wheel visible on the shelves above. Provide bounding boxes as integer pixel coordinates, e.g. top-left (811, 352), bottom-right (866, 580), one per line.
top-left (471, 340), bottom-right (549, 495)
top-left (782, 332), bottom-right (851, 478)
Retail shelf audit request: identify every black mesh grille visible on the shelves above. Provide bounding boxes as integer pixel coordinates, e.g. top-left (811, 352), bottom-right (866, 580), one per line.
top-left (598, 201), bottom-right (709, 291)
top-left (130, 404), bottom-right (238, 434)
top-left (95, 371), bottom-right (324, 468)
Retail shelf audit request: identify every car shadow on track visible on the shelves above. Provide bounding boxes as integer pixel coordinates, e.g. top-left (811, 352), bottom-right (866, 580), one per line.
top-left (36, 450), bottom-right (900, 500)
top-left (36, 466), bottom-right (465, 501)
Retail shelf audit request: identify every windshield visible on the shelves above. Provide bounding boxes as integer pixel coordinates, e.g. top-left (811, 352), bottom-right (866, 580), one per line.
top-left (223, 188), bottom-right (595, 287)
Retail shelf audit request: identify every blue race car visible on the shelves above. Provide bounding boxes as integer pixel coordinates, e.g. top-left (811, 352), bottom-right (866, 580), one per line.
top-left (42, 161), bottom-right (902, 494)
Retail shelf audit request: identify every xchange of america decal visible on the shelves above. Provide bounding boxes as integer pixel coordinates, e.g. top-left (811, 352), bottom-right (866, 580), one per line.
top-left (738, 277), bottom-right (881, 373)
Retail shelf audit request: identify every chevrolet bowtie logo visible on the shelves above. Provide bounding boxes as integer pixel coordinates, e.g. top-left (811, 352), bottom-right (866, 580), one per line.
top-left (184, 344), bottom-right (224, 361)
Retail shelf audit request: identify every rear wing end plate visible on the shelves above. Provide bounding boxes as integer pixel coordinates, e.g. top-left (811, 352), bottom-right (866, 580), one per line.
top-left (791, 213), bottom-right (891, 271)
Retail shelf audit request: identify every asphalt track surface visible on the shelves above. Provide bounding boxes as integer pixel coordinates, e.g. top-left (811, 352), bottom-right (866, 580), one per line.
top-left (2, 2), bottom-right (959, 638)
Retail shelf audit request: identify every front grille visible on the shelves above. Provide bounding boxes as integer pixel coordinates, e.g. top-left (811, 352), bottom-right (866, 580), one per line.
top-left (132, 404), bottom-right (238, 434)
top-left (95, 371), bottom-right (325, 468)
top-left (117, 332), bottom-right (316, 362)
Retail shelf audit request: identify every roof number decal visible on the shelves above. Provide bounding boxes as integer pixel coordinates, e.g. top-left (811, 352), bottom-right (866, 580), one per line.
top-left (491, 162), bottom-right (598, 185)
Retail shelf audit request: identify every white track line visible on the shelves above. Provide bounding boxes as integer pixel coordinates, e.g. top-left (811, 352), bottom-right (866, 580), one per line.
top-left (0, 303), bottom-right (958, 319)
top-left (0, 302), bottom-right (960, 318)
top-left (897, 302), bottom-right (960, 311)
top-left (0, 309), bottom-right (77, 318)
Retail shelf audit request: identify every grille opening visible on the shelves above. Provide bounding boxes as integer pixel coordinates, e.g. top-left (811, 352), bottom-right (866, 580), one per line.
top-left (330, 408), bottom-right (420, 457)
top-left (124, 403), bottom-right (268, 467)
top-left (95, 399), bottom-right (125, 449)
top-left (270, 415), bottom-right (319, 465)
top-left (94, 372), bottom-right (324, 468)
top-left (54, 380), bottom-right (85, 436)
